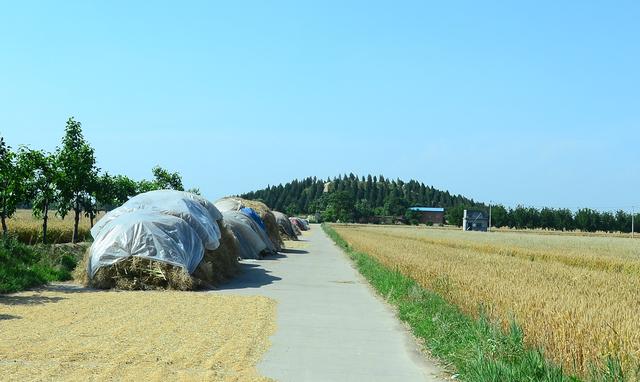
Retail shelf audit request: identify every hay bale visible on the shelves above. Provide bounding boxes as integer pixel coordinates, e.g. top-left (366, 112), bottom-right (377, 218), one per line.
top-left (192, 221), bottom-right (240, 287)
top-left (216, 197), bottom-right (283, 251)
top-left (273, 211), bottom-right (298, 241)
top-left (76, 220), bottom-right (240, 291)
top-left (90, 257), bottom-right (195, 291)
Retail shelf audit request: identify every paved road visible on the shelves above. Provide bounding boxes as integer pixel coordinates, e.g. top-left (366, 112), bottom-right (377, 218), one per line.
top-left (217, 224), bottom-right (445, 382)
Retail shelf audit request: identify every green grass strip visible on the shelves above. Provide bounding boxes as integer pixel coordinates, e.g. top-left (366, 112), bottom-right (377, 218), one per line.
top-left (323, 223), bottom-right (584, 382)
top-left (0, 236), bottom-right (77, 294)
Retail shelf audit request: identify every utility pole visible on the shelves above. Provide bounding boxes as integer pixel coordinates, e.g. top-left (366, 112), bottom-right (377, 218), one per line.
top-left (632, 206), bottom-right (635, 239)
top-left (488, 201), bottom-right (492, 232)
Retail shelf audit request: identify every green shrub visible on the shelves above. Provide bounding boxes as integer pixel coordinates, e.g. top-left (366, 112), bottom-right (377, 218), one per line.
top-left (0, 237), bottom-right (73, 293)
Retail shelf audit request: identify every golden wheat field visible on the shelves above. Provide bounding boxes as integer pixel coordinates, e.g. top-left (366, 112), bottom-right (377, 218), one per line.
top-left (7, 209), bottom-right (104, 244)
top-left (332, 224), bottom-right (640, 378)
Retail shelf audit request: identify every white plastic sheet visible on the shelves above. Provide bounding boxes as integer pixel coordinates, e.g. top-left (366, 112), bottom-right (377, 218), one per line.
top-left (92, 190), bottom-right (221, 250)
top-left (88, 211), bottom-right (205, 277)
top-left (222, 211), bottom-right (267, 259)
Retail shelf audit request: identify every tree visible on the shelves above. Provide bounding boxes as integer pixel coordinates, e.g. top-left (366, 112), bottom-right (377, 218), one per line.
top-left (56, 117), bottom-right (99, 243)
top-left (491, 205), bottom-right (509, 228)
top-left (354, 199), bottom-right (373, 222)
top-left (445, 204), bottom-right (466, 226)
top-left (151, 165), bottom-right (184, 191)
top-left (383, 194), bottom-right (409, 216)
top-left (322, 191), bottom-right (354, 222)
top-left (0, 137), bottom-right (28, 236)
top-left (19, 148), bottom-right (59, 243)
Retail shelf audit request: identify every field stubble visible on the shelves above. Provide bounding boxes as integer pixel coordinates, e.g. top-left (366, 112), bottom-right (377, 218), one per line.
top-left (332, 224), bottom-right (640, 378)
top-left (0, 288), bottom-right (276, 381)
top-left (7, 209), bottom-right (103, 244)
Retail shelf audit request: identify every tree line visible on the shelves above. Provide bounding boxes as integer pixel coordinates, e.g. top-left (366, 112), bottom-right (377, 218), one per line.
top-left (0, 117), bottom-right (192, 243)
top-left (242, 175), bottom-right (637, 233)
top-left (458, 204), bottom-right (637, 233)
top-left (241, 174), bottom-right (483, 223)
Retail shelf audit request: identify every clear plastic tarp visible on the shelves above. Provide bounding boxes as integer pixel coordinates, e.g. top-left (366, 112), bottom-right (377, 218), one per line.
top-left (88, 211), bottom-right (205, 277)
top-left (222, 211), bottom-right (267, 259)
top-left (92, 190), bottom-right (222, 250)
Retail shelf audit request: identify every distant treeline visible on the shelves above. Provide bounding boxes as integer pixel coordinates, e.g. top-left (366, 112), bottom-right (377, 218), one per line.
top-left (243, 175), bottom-right (637, 233)
top-left (241, 174), bottom-right (484, 223)
top-left (1, 117), bottom-right (193, 243)
top-left (464, 205), bottom-right (637, 233)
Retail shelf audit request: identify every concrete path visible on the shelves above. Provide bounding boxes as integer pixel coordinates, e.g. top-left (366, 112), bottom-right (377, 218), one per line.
top-left (217, 224), bottom-right (446, 382)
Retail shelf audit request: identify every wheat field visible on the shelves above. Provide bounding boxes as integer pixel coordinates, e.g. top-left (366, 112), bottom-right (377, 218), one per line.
top-left (332, 224), bottom-right (640, 378)
top-left (6, 209), bottom-right (104, 244)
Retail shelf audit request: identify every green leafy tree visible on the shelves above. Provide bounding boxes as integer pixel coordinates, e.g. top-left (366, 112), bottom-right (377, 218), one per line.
top-left (151, 165), bottom-right (184, 190)
top-left (404, 209), bottom-right (420, 225)
top-left (137, 166), bottom-right (184, 193)
top-left (383, 195), bottom-right (409, 216)
top-left (112, 175), bottom-right (139, 205)
top-left (56, 117), bottom-right (99, 243)
top-left (0, 137), bottom-right (28, 236)
top-left (354, 199), bottom-right (373, 222)
top-left (445, 204), bottom-right (467, 226)
top-left (490, 205), bottom-right (508, 228)
top-left (19, 148), bottom-right (59, 243)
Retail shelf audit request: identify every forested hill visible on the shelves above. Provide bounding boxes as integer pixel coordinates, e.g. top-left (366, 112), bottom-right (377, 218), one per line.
top-left (241, 174), bottom-right (483, 221)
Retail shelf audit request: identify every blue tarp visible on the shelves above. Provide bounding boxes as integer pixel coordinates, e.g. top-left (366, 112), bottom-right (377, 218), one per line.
top-left (240, 207), bottom-right (267, 231)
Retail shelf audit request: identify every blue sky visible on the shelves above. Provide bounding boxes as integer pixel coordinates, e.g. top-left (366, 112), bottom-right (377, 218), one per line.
top-left (1, 1), bottom-right (638, 210)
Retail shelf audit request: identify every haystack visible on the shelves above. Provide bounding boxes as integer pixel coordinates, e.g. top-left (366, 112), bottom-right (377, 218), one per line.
top-left (75, 219), bottom-right (239, 290)
top-left (273, 211), bottom-right (298, 240)
top-left (75, 190), bottom-right (240, 291)
top-left (222, 211), bottom-right (269, 259)
top-left (214, 197), bottom-right (283, 251)
top-left (191, 220), bottom-right (240, 287)
top-left (289, 218), bottom-right (302, 235)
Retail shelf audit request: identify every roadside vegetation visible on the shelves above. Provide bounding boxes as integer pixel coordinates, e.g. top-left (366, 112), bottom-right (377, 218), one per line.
top-left (0, 236), bottom-right (84, 293)
top-left (325, 224), bottom-right (638, 381)
top-left (323, 224), bottom-right (578, 381)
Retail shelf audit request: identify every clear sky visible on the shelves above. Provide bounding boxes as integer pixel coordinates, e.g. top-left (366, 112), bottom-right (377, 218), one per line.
top-left (1, 1), bottom-right (638, 210)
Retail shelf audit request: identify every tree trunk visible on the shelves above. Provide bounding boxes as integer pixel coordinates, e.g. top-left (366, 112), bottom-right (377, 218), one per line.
top-left (1, 214), bottom-right (7, 237)
top-left (90, 214), bottom-right (94, 228)
top-left (42, 202), bottom-right (49, 244)
top-left (73, 205), bottom-right (80, 244)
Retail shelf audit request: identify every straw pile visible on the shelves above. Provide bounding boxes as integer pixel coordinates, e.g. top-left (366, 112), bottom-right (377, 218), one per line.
top-left (191, 220), bottom-right (240, 287)
top-left (74, 220), bottom-right (240, 291)
top-left (234, 198), bottom-right (283, 251)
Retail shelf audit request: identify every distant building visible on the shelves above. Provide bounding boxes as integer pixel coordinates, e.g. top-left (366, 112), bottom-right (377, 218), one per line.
top-left (463, 210), bottom-right (488, 232)
top-left (408, 207), bottom-right (445, 225)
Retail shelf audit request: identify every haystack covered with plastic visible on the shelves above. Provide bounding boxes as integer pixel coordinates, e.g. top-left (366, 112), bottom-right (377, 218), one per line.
top-left (273, 211), bottom-right (298, 240)
top-left (214, 197), bottom-right (283, 251)
top-left (80, 190), bottom-right (239, 290)
top-left (221, 211), bottom-right (271, 259)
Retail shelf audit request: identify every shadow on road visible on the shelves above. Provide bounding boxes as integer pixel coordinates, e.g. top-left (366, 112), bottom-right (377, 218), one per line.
top-left (216, 263), bottom-right (282, 290)
top-left (280, 248), bottom-right (309, 255)
top-left (0, 293), bottom-right (66, 306)
top-left (0, 314), bottom-right (21, 320)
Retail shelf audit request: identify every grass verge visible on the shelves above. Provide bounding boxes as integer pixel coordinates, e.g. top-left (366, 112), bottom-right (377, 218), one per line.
top-left (0, 236), bottom-right (82, 293)
top-left (322, 223), bottom-right (584, 382)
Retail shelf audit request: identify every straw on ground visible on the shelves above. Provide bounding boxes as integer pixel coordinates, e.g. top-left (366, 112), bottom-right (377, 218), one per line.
top-left (0, 288), bottom-right (276, 382)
